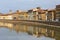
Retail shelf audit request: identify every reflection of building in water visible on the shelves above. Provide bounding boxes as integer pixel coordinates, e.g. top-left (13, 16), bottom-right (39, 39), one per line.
top-left (12, 24), bottom-right (28, 33)
top-left (0, 22), bottom-right (60, 40)
top-left (13, 24), bottom-right (55, 38)
top-left (54, 28), bottom-right (60, 40)
top-left (26, 26), bottom-right (55, 38)
top-left (0, 22), bottom-right (13, 28)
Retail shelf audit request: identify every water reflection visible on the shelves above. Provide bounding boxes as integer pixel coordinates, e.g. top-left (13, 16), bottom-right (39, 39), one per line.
top-left (0, 22), bottom-right (60, 40)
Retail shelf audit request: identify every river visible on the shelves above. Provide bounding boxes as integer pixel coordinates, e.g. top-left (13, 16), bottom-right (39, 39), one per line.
top-left (0, 22), bottom-right (60, 40)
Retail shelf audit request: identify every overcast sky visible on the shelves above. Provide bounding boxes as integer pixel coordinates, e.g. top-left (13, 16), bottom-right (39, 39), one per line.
top-left (0, 0), bottom-right (60, 13)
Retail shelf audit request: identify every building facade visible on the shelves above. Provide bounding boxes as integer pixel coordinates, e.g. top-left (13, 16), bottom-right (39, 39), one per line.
top-left (27, 8), bottom-right (39, 20)
top-left (0, 6), bottom-right (57, 21)
top-left (47, 10), bottom-right (56, 21)
top-left (56, 5), bottom-right (60, 21)
top-left (38, 10), bottom-right (48, 21)
top-left (0, 10), bottom-right (28, 20)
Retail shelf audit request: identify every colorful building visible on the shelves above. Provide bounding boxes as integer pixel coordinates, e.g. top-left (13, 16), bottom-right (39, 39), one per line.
top-left (38, 9), bottom-right (48, 21)
top-left (0, 6), bottom-right (57, 21)
top-left (47, 10), bottom-right (56, 21)
top-left (27, 8), bottom-right (39, 20)
top-left (56, 5), bottom-right (60, 21)
top-left (27, 7), bottom-right (56, 21)
top-left (0, 10), bottom-right (28, 20)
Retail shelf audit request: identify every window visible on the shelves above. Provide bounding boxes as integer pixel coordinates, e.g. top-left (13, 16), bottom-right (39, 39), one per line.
top-left (13, 17), bottom-right (16, 20)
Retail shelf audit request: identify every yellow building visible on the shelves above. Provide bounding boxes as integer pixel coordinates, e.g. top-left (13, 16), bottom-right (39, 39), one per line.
top-left (0, 14), bottom-right (13, 20)
top-left (0, 10), bottom-right (28, 20)
top-left (27, 7), bottom-right (56, 21)
top-left (38, 10), bottom-right (48, 21)
top-left (27, 9), bottom-right (39, 20)
top-left (0, 8), bottom-right (56, 21)
top-left (38, 9), bottom-right (56, 21)
top-left (47, 10), bottom-right (56, 21)
top-left (18, 12), bottom-right (28, 20)
top-left (27, 7), bottom-right (44, 20)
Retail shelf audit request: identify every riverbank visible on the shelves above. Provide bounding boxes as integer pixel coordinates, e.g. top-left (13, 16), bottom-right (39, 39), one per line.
top-left (0, 19), bottom-right (60, 28)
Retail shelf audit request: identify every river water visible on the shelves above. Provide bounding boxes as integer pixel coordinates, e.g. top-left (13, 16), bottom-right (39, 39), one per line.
top-left (0, 22), bottom-right (60, 40)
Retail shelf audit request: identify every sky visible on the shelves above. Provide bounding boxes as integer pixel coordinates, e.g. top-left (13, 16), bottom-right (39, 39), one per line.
top-left (0, 0), bottom-right (60, 13)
